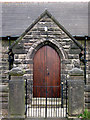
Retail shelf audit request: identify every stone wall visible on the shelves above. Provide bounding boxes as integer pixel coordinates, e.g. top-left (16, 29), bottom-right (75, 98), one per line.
top-left (85, 39), bottom-right (90, 111)
top-left (68, 68), bottom-right (84, 116)
top-left (1, 14), bottom-right (86, 118)
top-left (12, 15), bottom-right (81, 105)
top-left (75, 39), bottom-right (90, 111)
top-left (1, 40), bottom-right (9, 117)
top-left (1, 39), bottom-right (15, 117)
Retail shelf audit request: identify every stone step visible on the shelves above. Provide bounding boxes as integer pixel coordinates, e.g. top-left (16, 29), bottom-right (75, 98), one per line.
top-left (2, 118), bottom-right (68, 120)
top-left (25, 118), bottom-right (68, 120)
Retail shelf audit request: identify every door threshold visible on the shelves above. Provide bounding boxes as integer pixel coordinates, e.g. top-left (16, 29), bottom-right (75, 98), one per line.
top-left (25, 118), bottom-right (68, 120)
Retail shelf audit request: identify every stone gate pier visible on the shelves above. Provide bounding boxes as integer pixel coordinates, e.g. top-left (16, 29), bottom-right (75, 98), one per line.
top-left (9, 67), bottom-right (25, 119)
top-left (7, 67), bottom-right (84, 120)
top-left (68, 67), bottom-right (84, 117)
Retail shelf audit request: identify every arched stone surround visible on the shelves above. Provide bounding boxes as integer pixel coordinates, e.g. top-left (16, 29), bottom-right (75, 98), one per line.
top-left (25, 39), bottom-right (70, 103)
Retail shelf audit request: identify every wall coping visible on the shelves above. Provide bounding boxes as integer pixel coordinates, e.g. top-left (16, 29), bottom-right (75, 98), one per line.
top-left (9, 67), bottom-right (25, 76)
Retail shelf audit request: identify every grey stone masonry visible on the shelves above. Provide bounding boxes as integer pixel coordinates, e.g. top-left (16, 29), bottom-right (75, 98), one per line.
top-left (1, 11), bottom-right (82, 119)
top-left (9, 67), bottom-right (25, 118)
top-left (1, 40), bottom-right (10, 117)
top-left (85, 40), bottom-right (90, 111)
top-left (12, 12), bottom-right (82, 109)
top-left (68, 67), bottom-right (84, 117)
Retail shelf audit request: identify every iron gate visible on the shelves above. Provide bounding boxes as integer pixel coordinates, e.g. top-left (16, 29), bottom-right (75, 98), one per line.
top-left (25, 79), bottom-right (68, 118)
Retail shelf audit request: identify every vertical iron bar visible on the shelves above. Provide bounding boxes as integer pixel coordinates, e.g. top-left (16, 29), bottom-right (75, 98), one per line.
top-left (58, 92), bottom-right (59, 117)
top-left (66, 78), bottom-right (68, 118)
top-left (53, 93), bottom-right (55, 117)
top-left (31, 84), bottom-right (32, 117)
top-left (40, 88), bottom-right (41, 118)
top-left (25, 79), bottom-right (27, 117)
top-left (56, 88), bottom-right (57, 117)
top-left (61, 82), bottom-right (63, 108)
top-left (84, 36), bottom-right (87, 84)
top-left (61, 82), bottom-right (63, 117)
top-left (45, 45), bottom-right (47, 118)
top-left (36, 87), bottom-right (37, 117)
top-left (8, 36), bottom-right (11, 70)
top-left (49, 96), bottom-right (50, 117)
top-left (43, 98), bottom-right (45, 118)
top-left (38, 91), bottom-right (39, 117)
top-left (8, 36), bottom-right (11, 80)
top-left (45, 86), bottom-right (47, 118)
top-left (51, 89), bottom-right (52, 117)
top-left (49, 97), bottom-right (50, 117)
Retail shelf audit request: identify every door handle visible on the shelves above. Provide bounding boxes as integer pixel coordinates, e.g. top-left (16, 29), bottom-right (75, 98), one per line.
top-left (48, 72), bottom-right (49, 75)
top-left (47, 67), bottom-right (49, 75)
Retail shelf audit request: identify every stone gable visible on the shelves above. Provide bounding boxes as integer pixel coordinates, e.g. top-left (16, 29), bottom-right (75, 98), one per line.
top-left (11, 11), bottom-right (83, 107)
top-left (1, 10), bottom-right (84, 118)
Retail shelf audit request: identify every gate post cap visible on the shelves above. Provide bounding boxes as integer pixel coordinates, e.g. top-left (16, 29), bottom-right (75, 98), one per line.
top-left (9, 67), bottom-right (25, 76)
top-left (69, 67), bottom-right (84, 76)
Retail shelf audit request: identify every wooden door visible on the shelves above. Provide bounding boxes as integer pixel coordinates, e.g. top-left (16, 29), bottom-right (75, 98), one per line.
top-left (33, 45), bottom-right (60, 98)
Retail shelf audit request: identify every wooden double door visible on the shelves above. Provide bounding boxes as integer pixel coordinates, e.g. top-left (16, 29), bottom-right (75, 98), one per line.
top-left (33, 45), bottom-right (60, 98)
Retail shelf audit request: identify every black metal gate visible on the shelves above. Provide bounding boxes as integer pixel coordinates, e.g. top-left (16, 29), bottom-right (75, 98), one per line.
top-left (25, 79), bottom-right (68, 118)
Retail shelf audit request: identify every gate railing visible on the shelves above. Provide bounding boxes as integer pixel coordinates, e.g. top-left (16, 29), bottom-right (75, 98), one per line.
top-left (25, 78), bottom-right (28, 117)
top-left (25, 79), bottom-right (68, 118)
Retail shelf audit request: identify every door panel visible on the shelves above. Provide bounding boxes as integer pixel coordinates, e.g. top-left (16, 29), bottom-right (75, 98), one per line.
top-left (33, 46), bottom-right (46, 97)
top-left (46, 46), bottom-right (60, 98)
top-left (33, 45), bottom-right (60, 98)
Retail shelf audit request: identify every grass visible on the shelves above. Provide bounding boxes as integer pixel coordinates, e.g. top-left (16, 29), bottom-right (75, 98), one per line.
top-left (78, 109), bottom-right (90, 119)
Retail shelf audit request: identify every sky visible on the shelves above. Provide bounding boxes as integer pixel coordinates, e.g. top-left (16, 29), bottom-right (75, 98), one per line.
top-left (0, 0), bottom-right (89, 2)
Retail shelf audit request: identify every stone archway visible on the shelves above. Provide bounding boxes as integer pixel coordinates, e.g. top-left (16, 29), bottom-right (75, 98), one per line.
top-left (27, 39), bottom-right (67, 60)
top-left (26, 39), bottom-right (68, 88)
top-left (25, 39), bottom-right (69, 118)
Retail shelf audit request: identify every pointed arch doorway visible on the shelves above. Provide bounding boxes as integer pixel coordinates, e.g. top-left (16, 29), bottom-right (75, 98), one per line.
top-left (27, 45), bottom-right (67, 118)
top-left (33, 45), bottom-right (61, 98)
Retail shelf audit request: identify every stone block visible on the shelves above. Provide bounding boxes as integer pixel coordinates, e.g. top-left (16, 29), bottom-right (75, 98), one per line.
top-left (61, 59), bottom-right (71, 64)
top-left (2, 109), bottom-right (8, 116)
top-left (13, 49), bottom-right (27, 54)
top-left (1, 97), bottom-right (8, 102)
top-left (85, 103), bottom-right (90, 109)
top-left (85, 85), bottom-right (90, 92)
top-left (68, 80), bottom-right (84, 116)
top-left (9, 67), bottom-right (25, 117)
top-left (71, 43), bottom-right (79, 49)
top-left (0, 85), bottom-right (8, 92)
top-left (69, 49), bottom-right (81, 54)
top-left (69, 67), bottom-right (84, 76)
top-left (9, 80), bottom-right (25, 117)
top-left (2, 103), bottom-right (8, 109)
top-left (0, 93), bottom-right (8, 97)
top-left (69, 76), bottom-right (84, 80)
top-left (72, 59), bottom-right (80, 68)
top-left (9, 67), bottom-right (25, 76)
top-left (85, 97), bottom-right (90, 103)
